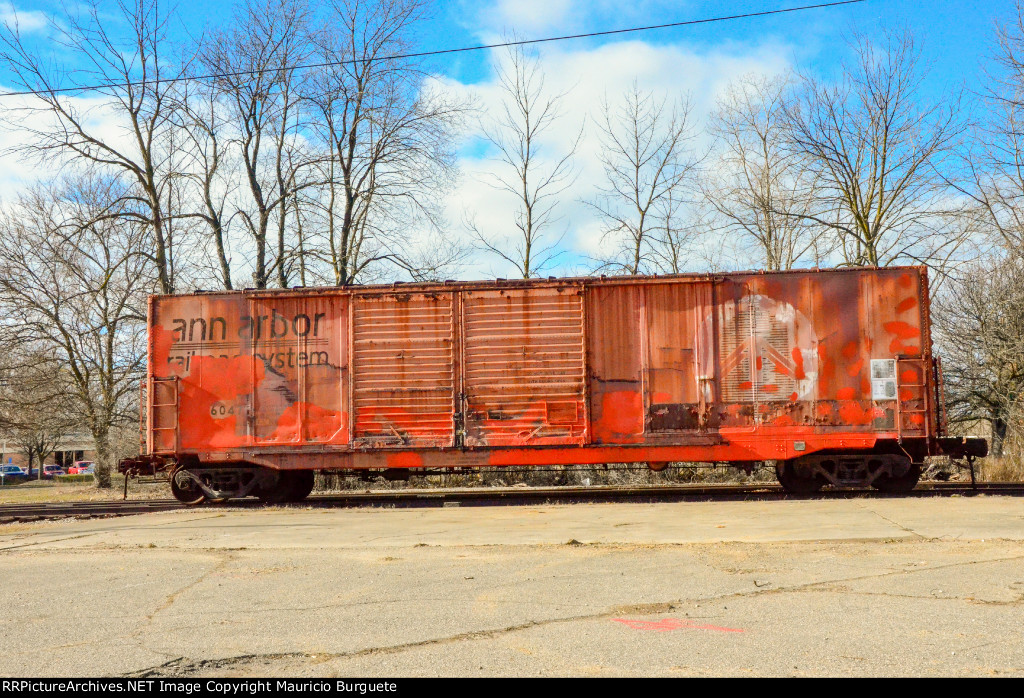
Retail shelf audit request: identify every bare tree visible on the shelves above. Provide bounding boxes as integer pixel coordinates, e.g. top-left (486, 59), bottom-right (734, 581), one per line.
top-left (0, 0), bottom-right (188, 294)
top-left (302, 0), bottom-right (465, 286)
top-left (0, 350), bottom-right (81, 478)
top-left (955, 3), bottom-right (1024, 260)
top-left (706, 73), bottom-right (826, 270)
top-left (934, 255), bottom-right (1024, 456)
top-left (469, 43), bottom-right (579, 278)
top-left (587, 82), bottom-right (702, 275)
top-left (0, 174), bottom-right (151, 488)
top-left (172, 80), bottom-right (237, 290)
top-left (198, 0), bottom-right (314, 289)
top-left (784, 30), bottom-right (965, 269)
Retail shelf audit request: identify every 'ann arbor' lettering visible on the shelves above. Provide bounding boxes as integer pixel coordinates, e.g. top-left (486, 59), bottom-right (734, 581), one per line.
top-left (170, 310), bottom-right (326, 342)
top-left (167, 309), bottom-right (332, 371)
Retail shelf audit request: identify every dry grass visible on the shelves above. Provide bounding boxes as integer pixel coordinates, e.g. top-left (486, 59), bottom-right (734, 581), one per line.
top-left (0, 477), bottom-right (171, 504)
top-left (977, 456), bottom-right (1024, 482)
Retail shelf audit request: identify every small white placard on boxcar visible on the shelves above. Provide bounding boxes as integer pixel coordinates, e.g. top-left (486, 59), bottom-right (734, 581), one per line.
top-left (871, 359), bottom-right (897, 401)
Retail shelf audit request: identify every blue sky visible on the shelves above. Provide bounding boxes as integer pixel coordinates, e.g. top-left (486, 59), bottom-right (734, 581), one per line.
top-left (0, 0), bottom-right (1017, 278)
top-left (1, 0), bottom-right (1012, 97)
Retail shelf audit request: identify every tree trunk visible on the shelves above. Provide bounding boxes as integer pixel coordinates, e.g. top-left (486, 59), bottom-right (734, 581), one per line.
top-left (991, 416), bottom-right (1008, 457)
top-left (92, 429), bottom-right (113, 489)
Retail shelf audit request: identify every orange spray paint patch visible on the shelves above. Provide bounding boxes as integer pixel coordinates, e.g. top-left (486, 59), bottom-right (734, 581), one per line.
top-left (270, 402), bottom-right (347, 442)
top-left (839, 401), bottom-right (873, 425)
top-left (884, 321), bottom-right (919, 340)
top-left (612, 618), bottom-right (744, 633)
top-left (178, 354), bottom-right (267, 449)
top-left (791, 347), bottom-right (806, 380)
top-left (896, 297), bottom-right (917, 313)
top-left (847, 358), bottom-right (864, 377)
top-left (593, 391), bottom-right (644, 443)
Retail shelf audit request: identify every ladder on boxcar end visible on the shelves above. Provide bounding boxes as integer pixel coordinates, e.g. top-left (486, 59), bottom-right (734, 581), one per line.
top-left (895, 357), bottom-right (930, 439)
top-left (149, 377), bottom-right (180, 454)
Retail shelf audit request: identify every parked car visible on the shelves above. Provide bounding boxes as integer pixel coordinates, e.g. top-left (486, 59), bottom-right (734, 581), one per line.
top-left (0, 465), bottom-right (28, 483)
top-left (42, 464), bottom-right (65, 479)
top-left (68, 461), bottom-right (94, 475)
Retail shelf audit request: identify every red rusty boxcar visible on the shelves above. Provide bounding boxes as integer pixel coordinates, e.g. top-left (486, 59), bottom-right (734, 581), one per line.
top-left (122, 266), bottom-right (986, 503)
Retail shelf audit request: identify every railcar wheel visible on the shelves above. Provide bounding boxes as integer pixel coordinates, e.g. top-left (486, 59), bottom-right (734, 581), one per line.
top-left (256, 472), bottom-right (293, 504)
top-left (871, 459), bottom-right (922, 493)
top-left (775, 460), bottom-right (826, 494)
top-left (284, 471), bottom-right (315, 502)
top-left (170, 470), bottom-right (206, 505)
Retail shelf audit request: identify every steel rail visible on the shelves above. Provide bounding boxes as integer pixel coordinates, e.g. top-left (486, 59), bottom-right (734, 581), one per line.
top-left (1, 481), bottom-right (1022, 522)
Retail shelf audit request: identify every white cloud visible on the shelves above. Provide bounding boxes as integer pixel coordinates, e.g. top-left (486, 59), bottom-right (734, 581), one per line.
top-left (0, 88), bottom-right (136, 200)
top-left (440, 37), bottom-right (794, 278)
top-left (0, 2), bottom-right (48, 33)
top-left (479, 0), bottom-right (576, 36)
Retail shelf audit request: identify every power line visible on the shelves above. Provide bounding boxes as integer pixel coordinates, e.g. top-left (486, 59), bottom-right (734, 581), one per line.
top-left (0, 0), bottom-right (868, 99)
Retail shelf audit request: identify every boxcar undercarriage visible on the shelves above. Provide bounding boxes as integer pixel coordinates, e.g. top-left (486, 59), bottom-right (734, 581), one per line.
top-left (121, 435), bottom-right (987, 504)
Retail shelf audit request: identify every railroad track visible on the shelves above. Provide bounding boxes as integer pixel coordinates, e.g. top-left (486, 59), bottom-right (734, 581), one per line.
top-left (1, 481), bottom-right (1022, 522)
top-left (0, 499), bottom-right (187, 523)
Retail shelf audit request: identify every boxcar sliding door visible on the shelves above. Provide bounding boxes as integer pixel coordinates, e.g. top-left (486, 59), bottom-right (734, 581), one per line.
top-left (461, 285), bottom-right (588, 447)
top-left (350, 291), bottom-right (457, 449)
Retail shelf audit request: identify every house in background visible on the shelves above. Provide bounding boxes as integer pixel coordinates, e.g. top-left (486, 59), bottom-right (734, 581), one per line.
top-left (0, 432), bottom-right (97, 470)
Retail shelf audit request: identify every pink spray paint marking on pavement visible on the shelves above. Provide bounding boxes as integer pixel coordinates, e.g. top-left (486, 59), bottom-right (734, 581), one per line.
top-left (612, 618), bottom-right (745, 633)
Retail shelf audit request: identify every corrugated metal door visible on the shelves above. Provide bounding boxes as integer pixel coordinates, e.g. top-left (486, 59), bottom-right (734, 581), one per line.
top-left (351, 292), bottom-right (456, 448)
top-left (462, 286), bottom-right (587, 447)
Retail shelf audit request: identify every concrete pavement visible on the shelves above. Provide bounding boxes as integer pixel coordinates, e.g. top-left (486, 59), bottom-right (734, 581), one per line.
top-left (1, 495), bottom-right (1022, 676)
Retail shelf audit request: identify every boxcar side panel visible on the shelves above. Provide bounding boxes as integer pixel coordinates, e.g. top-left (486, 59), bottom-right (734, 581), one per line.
top-left (586, 284), bottom-right (644, 444)
top-left (249, 294), bottom-right (348, 446)
top-left (152, 293), bottom-right (258, 452)
top-left (642, 282), bottom-right (710, 433)
top-left (858, 269), bottom-right (930, 435)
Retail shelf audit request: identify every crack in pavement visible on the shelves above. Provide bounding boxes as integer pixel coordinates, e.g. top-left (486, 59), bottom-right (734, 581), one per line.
top-left (0, 532), bottom-right (101, 552)
top-left (144, 552), bottom-right (239, 622)
top-left (853, 501), bottom-right (926, 539)
top-left (790, 587), bottom-right (1024, 606)
top-left (121, 551), bottom-right (1024, 677)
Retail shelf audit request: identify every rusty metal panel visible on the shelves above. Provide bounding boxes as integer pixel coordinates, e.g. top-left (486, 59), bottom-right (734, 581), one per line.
top-left (462, 286), bottom-right (587, 446)
top-left (149, 292), bottom-right (350, 452)
top-left (711, 276), bottom-right (819, 429)
top-left (351, 292), bottom-right (455, 448)
top-left (643, 282), bottom-right (714, 432)
top-left (710, 267), bottom-right (930, 434)
top-left (151, 293), bottom-right (257, 451)
top-left (586, 284), bottom-right (643, 444)
top-left (250, 295), bottom-right (348, 446)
